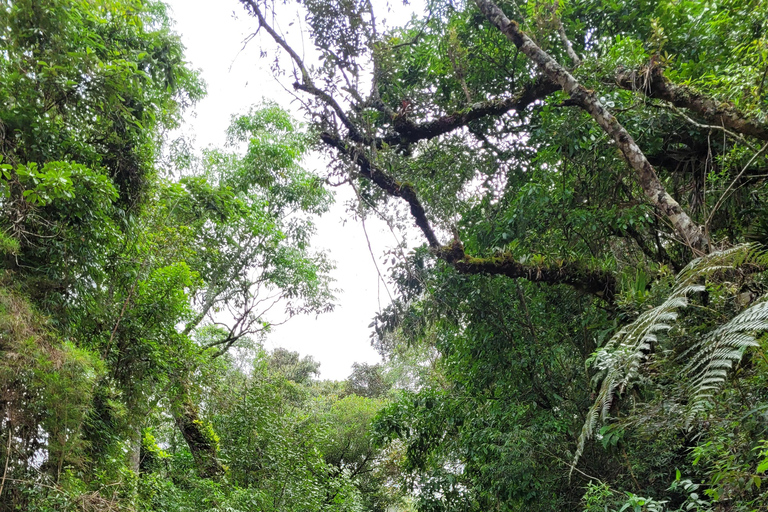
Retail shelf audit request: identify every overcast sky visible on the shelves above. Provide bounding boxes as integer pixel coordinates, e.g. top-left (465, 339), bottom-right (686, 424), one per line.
top-left (164, 0), bottom-right (421, 380)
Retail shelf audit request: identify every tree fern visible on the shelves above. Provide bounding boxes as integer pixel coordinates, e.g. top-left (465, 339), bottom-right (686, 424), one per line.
top-left (571, 244), bottom-right (768, 475)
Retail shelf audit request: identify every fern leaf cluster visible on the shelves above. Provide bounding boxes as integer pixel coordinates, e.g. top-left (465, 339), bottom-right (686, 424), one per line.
top-left (571, 244), bottom-right (768, 475)
top-left (682, 297), bottom-right (768, 424)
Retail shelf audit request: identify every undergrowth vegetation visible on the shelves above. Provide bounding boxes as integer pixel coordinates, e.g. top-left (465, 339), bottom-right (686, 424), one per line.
top-left (2, 0), bottom-right (768, 511)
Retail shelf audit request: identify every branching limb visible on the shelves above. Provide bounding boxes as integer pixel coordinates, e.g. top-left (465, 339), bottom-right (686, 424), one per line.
top-left (321, 131), bottom-right (617, 301)
top-left (240, 0), bottom-right (368, 144)
top-left (385, 77), bottom-right (559, 145)
top-left (319, 131), bottom-right (442, 249)
top-left (247, 1), bottom-right (557, 149)
top-left (475, 0), bottom-right (708, 253)
top-left (555, 16), bottom-right (580, 67)
top-left (662, 103), bottom-right (758, 150)
top-left (616, 65), bottom-right (768, 142)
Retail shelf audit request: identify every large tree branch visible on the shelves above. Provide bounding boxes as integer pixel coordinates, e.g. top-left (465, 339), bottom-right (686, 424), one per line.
top-left (616, 65), bottom-right (768, 142)
top-left (320, 132), bottom-right (441, 249)
top-left (384, 77), bottom-right (559, 145)
top-left (446, 244), bottom-right (616, 301)
top-left (240, 0), bottom-right (368, 144)
top-left (475, 0), bottom-right (708, 253)
top-left (321, 131), bottom-right (616, 301)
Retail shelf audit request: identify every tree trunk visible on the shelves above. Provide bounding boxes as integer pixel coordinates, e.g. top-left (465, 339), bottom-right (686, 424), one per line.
top-left (474, 0), bottom-right (709, 253)
top-left (128, 425), bottom-right (141, 475)
top-left (171, 383), bottom-right (224, 479)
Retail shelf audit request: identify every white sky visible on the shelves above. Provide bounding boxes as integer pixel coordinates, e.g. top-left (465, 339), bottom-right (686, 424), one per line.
top-left (164, 0), bottom-right (421, 380)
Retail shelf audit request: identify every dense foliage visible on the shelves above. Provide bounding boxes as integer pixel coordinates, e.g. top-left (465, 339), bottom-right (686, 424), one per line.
top-left (241, 0), bottom-right (768, 510)
top-left (2, 0), bottom-right (768, 511)
top-left (0, 1), bottom-right (401, 510)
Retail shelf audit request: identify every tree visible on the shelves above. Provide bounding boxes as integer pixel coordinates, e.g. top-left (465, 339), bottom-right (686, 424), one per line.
top-left (269, 347), bottom-right (322, 383)
top-left (240, 0), bottom-right (768, 509)
top-left (0, 0), bottom-right (336, 506)
top-left (162, 105), bottom-right (333, 477)
top-left (140, 346), bottom-right (398, 512)
top-left (0, 1), bottom-right (203, 506)
top-left (0, 0), bottom-right (203, 207)
top-left (344, 362), bottom-right (391, 398)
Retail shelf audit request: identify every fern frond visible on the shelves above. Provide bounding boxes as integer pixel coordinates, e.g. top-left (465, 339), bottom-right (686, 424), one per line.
top-left (571, 288), bottom-right (692, 475)
top-left (682, 297), bottom-right (768, 426)
top-left (571, 243), bottom-right (768, 476)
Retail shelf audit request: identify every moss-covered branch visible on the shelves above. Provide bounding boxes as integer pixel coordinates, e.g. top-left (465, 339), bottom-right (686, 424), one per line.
top-left (322, 132), bottom-right (616, 301)
top-left (616, 65), bottom-right (768, 142)
top-left (171, 385), bottom-right (224, 479)
top-left (438, 239), bottom-right (616, 301)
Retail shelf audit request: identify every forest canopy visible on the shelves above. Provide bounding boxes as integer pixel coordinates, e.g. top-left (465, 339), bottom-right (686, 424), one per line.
top-left (2, 0), bottom-right (768, 511)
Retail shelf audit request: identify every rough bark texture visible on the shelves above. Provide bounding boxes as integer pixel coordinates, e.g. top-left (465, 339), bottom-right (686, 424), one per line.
top-left (474, 0), bottom-right (709, 253)
top-left (172, 389), bottom-right (224, 479)
top-left (616, 65), bottom-right (768, 142)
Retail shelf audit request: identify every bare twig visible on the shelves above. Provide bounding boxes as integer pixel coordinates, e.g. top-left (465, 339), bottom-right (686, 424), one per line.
top-left (662, 103), bottom-right (758, 151)
top-left (240, 0), bottom-right (368, 144)
top-left (351, 181), bottom-right (394, 306)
